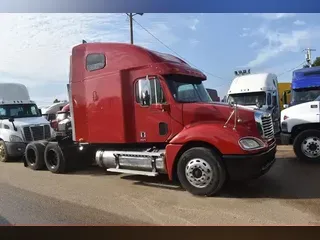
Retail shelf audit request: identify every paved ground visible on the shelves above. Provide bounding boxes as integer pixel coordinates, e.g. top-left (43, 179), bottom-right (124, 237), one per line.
top-left (0, 145), bottom-right (320, 225)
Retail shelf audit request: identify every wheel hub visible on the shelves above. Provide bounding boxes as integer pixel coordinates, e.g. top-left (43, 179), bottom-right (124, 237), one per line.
top-left (185, 158), bottom-right (213, 189)
top-left (301, 137), bottom-right (320, 158)
top-left (0, 144), bottom-right (5, 160)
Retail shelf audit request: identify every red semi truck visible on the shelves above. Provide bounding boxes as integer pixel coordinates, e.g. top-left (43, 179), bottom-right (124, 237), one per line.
top-left (23, 42), bottom-right (276, 196)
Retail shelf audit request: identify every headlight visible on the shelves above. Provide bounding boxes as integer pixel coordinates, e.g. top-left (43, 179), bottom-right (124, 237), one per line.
top-left (239, 138), bottom-right (264, 150)
top-left (9, 135), bottom-right (24, 143)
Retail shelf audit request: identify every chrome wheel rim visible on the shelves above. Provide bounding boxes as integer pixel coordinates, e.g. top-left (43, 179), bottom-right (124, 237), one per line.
top-left (185, 158), bottom-right (213, 188)
top-left (0, 143), bottom-right (5, 161)
top-left (301, 136), bottom-right (320, 158)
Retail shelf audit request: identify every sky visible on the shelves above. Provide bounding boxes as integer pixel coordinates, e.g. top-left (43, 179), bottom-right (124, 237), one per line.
top-left (0, 13), bottom-right (320, 106)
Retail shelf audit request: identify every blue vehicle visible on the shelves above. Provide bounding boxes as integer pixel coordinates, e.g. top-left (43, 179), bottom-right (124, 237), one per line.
top-left (285, 66), bottom-right (320, 107)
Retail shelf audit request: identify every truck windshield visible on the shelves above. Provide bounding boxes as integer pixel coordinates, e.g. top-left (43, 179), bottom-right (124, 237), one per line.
top-left (0, 104), bottom-right (41, 119)
top-left (291, 88), bottom-right (320, 105)
top-left (165, 75), bottom-right (212, 103)
top-left (228, 92), bottom-right (266, 106)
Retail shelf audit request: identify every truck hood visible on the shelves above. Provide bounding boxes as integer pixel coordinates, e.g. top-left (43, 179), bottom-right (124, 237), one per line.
top-left (1, 117), bottom-right (50, 127)
top-left (281, 100), bottom-right (320, 123)
top-left (182, 102), bottom-right (257, 132)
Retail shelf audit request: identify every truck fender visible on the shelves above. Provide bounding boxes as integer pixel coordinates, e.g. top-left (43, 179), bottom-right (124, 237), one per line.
top-left (165, 123), bottom-right (246, 180)
top-left (169, 123), bottom-right (245, 154)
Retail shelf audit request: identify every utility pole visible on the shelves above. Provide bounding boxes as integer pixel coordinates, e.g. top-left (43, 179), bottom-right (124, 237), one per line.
top-left (129, 13), bottom-right (133, 44)
top-left (126, 13), bottom-right (144, 45)
top-left (303, 48), bottom-right (316, 67)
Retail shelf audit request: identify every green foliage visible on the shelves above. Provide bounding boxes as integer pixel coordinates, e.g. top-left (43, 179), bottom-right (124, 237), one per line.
top-left (312, 57), bottom-right (320, 67)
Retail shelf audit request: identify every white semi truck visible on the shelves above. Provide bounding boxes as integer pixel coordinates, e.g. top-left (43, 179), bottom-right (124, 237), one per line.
top-left (280, 95), bottom-right (320, 162)
top-left (0, 83), bottom-right (54, 162)
top-left (227, 71), bottom-right (281, 134)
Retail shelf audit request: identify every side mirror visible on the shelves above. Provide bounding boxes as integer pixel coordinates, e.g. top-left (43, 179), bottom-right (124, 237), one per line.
top-left (8, 117), bottom-right (17, 131)
top-left (283, 104), bottom-right (289, 109)
top-left (228, 99), bottom-right (235, 107)
top-left (256, 102), bottom-right (262, 109)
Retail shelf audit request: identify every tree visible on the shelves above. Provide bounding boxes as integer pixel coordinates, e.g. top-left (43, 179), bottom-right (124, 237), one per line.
top-left (312, 57), bottom-right (320, 67)
top-left (53, 99), bottom-right (60, 103)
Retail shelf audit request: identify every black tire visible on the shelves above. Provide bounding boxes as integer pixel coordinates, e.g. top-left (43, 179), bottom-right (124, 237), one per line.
top-left (177, 147), bottom-right (226, 196)
top-left (44, 142), bottom-right (67, 174)
top-left (293, 129), bottom-right (320, 163)
top-left (25, 141), bottom-right (47, 170)
top-left (0, 140), bottom-right (9, 163)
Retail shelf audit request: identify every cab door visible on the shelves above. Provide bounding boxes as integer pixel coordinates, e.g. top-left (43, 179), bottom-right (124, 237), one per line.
top-left (134, 76), bottom-right (172, 143)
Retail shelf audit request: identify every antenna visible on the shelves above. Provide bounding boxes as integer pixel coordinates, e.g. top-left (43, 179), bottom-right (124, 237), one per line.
top-left (303, 48), bottom-right (316, 67)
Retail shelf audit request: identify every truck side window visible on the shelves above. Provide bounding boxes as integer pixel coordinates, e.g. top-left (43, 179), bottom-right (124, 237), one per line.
top-left (86, 53), bottom-right (106, 72)
top-left (135, 78), bottom-right (166, 106)
top-left (267, 93), bottom-right (272, 106)
top-left (272, 93), bottom-right (277, 106)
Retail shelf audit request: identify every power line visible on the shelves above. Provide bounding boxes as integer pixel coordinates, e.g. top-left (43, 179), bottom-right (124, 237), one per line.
top-left (277, 61), bottom-right (305, 77)
top-left (131, 17), bottom-right (225, 81)
top-left (129, 16), bottom-right (307, 90)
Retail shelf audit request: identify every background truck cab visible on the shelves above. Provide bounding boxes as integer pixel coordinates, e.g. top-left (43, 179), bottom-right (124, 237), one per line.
top-left (0, 83), bottom-right (53, 162)
top-left (227, 72), bottom-right (281, 134)
top-left (283, 66), bottom-right (320, 108)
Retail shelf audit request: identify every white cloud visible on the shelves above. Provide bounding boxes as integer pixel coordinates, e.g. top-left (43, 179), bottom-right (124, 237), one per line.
top-left (189, 18), bottom-right (200, 31)
top-left (247, 13), bottom-right (296, 20)
top-left (189, 39), bottom-right (200, 46)
top-left (0, 13), bottom-right (181, 103)
top-left (244, 26), bottom-right (320, 68)
top-left (243, 27), bottom-right (250, 31)
top-left (249, 42), bottom-right (259, 48)
top-left (294, 20), bottom-right (306, 26)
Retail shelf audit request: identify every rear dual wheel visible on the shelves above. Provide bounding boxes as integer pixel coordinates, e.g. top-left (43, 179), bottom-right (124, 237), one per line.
top-left (25, 141), bottom-right (48, 170)
top-left (25, 141), bottom-right (67, 173)
top-left (44, 142), bottom-right (67, 174)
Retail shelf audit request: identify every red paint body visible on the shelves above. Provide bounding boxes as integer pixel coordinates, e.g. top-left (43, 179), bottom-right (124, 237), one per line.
top-left (70, 43), bottom-right (273, 179)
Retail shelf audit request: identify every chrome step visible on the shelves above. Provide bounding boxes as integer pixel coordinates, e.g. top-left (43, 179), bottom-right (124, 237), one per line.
top-left (106, 168), bottom-right (159, 177)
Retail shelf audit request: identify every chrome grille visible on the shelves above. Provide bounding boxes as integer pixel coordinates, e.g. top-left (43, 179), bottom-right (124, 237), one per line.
top-left (23, 125), bottom-right (51, 142)
top-left (261, 114), bottom-right (274, 139)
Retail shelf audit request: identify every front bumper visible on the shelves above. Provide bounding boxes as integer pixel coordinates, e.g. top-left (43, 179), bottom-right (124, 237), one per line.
top-left (223, 144), bottom-right (277, 181)
top-left (280, 132), bottom-right (291, 145)
top-left (5, 142), bottom-right (27, 157)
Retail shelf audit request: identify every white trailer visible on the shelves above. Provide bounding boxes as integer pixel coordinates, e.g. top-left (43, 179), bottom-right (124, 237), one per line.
top-left (227, 72), bottom-right (281, 134)
top-left (0, 83), bottom-right (54, 163)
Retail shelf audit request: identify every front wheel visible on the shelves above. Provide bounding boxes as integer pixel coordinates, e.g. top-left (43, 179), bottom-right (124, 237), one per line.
top-left (177, 147), bottom-right (226, 196)
top-left (0, 141), bottom-right (9, 162)
top-left (293, 129), bottom-right (320, 163)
